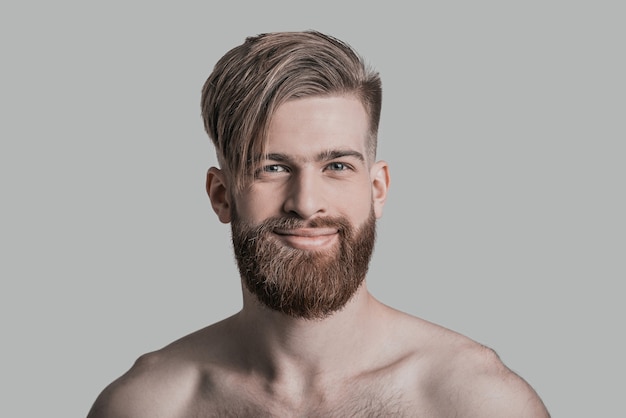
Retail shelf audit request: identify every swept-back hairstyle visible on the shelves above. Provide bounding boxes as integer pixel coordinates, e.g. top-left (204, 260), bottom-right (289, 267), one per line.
top-left (201, 30), bottom-right (382, 192)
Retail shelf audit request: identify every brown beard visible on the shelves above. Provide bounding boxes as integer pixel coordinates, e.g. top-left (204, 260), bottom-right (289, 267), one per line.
top-left (231, 209), bottom-right (377, 319)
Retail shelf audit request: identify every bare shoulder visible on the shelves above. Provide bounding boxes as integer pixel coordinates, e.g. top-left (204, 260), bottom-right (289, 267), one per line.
top-left (85, 318), bottom-right (235, 418)
top-left (408, 317), bottom-right (551, 417)
top-left (444, 343), bottom-right (549, 417)
top-left (86, 348), bottom-right (199, 418)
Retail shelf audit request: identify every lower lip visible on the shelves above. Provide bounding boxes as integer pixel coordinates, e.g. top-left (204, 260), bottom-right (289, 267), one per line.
top-left (275, 233), bottom-right (339, 251)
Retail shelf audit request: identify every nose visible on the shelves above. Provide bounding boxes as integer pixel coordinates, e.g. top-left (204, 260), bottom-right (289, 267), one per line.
top-left (282, 169), bottom-right (327, 219)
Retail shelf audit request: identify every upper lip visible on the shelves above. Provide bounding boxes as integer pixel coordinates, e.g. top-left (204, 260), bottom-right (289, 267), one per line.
top-left (273, 227), bottom-right (338, 237)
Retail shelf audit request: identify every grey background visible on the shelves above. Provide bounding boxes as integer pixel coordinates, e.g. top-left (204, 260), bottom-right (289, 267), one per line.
top-left (1, 2), bottom-right (623, 417)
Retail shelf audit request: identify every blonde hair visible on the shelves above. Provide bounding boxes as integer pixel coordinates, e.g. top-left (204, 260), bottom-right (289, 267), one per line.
top-left (201, 30), bottom-right (382, 192)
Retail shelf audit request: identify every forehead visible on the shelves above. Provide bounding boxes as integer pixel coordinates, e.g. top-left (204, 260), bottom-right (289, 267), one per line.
top-left (265, 96), bottom-right (369, 159)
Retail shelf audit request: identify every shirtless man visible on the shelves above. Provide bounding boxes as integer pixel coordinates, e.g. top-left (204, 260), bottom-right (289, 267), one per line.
top-left (87, 30), bottom-right (550, 417)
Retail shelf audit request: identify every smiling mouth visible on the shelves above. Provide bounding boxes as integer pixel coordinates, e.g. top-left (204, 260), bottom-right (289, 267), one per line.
top-left (273, 228), bottom-right (339, 250)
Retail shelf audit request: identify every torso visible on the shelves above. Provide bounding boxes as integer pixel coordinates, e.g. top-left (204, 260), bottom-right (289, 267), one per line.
top-left (88, 302), bottom-right (549, 418)
top-left (179, 346), bottom-right (424, 417)
top-left (184, 372), bottom-right (415, 417)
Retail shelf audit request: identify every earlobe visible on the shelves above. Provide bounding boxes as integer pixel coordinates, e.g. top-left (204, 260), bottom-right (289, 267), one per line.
top-left (206, 167), bottom-right (232, 223)
top-left (371, 161), bottom-right (390, 219)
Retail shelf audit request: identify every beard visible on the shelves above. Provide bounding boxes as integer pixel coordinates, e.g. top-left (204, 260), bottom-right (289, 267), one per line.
top-left (230, 208), bottom-right (377, 320)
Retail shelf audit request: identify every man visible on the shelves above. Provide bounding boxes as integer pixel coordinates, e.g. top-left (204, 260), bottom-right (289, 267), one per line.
top-left (87, 30), bottom-right (550, 417)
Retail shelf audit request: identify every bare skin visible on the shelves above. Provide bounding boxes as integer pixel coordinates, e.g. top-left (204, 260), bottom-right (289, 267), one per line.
top-left (87, 97), bottom-right (550, 417)
top-left (87, 285), bottom-right (549, 417)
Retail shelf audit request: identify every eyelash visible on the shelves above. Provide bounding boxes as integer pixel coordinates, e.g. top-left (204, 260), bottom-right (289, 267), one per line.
top-left (256, 162), bottom-right (353, 176)
top-left (263, 164), bottom-right (287, 173)
top-left (326, 162), bottom-right (349, 171)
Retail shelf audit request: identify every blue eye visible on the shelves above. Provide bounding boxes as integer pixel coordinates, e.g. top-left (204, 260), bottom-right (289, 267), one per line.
top-left (327, 162), bottom-right (348, 171)
top-left (264, 164), bottom-right (286, 173)
top-left (254, 164), bottom-right (287, 178)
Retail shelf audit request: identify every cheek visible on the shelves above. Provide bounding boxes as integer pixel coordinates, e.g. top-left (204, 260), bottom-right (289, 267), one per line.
top-left (233, 192), bottom-right (279, 223)
top-left (337, 185), bottom-right (374, 219)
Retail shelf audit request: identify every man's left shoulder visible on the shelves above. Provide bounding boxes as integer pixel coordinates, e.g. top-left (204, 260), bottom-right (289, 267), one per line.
top-left (443, 342), bottom-right (551, 417)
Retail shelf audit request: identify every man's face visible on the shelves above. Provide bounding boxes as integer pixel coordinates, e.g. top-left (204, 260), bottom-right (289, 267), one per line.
top-left (228, 96), bottom-right (387, 318)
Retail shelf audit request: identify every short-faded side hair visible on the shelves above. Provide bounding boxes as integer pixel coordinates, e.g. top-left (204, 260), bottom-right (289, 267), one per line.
top-left (201, 30), bottom-right (382, 192)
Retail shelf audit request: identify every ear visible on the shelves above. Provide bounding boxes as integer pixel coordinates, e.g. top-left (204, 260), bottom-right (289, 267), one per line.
top-left (206, 167), bottom-right (232, 223)
top-left (370, 160), bottom-right (390, 219)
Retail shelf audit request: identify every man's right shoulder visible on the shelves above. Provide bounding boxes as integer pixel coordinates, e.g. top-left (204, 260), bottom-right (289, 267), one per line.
top-left (86, 350), bottom-right (199, 418)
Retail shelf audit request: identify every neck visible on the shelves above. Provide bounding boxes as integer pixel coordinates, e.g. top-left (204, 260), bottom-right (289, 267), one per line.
top-left (233, 283), bottom-right (387, 383)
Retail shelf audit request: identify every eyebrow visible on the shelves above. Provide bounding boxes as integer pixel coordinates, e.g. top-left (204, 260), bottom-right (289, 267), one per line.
top-left (262, 149), bottom-right (365, 164)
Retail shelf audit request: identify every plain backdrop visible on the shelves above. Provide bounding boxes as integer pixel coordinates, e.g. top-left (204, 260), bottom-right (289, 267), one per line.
top-left (1, 2), bottom-right (624, 417)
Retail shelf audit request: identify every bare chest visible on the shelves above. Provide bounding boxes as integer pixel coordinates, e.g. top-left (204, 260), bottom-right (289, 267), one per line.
top-left (183, 373), bottom-right (421, 418)
top-left (186, 393), bottom-right (413, 417)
